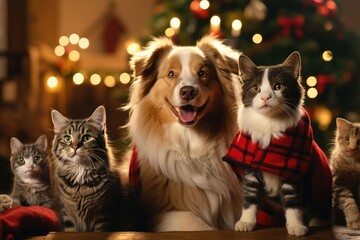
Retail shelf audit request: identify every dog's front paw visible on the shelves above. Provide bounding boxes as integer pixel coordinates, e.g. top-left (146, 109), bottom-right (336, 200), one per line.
top-left (346, 220), bottom-right (360, 230)
top-left (286, 224), bottom-right (308, 236)
top-left (0, 194), bottom-right (13, 213)
top-left (234, 220), bottom-right (256, 232)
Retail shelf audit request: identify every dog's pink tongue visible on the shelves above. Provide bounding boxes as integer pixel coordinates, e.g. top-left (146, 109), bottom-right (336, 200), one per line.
top-left (179, 110), bottom-right (196, 123)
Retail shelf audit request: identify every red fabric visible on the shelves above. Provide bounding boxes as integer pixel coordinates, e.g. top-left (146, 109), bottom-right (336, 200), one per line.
top-left (129, 145), bottom-right (141, 187)
top-left (223, 109), bottom-right (332, 227)
top-left (0, 206), bottom-right (60, 240)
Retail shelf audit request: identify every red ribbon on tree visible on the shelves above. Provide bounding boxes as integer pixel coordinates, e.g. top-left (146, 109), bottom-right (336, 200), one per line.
top-left (316, 74), bottom-right (334, 93)
top-left (277, 15), bottom-right (305, 39)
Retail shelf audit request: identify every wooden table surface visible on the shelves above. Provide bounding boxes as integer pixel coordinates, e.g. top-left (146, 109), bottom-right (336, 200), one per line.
top-left (28, 226), bottom-right (360, 240)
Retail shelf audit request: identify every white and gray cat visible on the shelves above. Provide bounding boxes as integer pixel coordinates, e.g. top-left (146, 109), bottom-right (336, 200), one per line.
top-left (224, 52), bottom-right (332, 236)
top-left (330, 118), bottom-right (360, 229)
top-left (0, 135), bottom-right (52, 213)
top-left (51, 106), bottom-right (142, 232)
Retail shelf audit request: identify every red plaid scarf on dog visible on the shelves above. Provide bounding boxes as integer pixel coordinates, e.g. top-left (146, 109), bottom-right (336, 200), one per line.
top-left (223, 109), bottom-right (332, 227)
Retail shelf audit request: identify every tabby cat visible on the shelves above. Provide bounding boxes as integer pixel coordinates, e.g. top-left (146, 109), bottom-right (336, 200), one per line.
top-left (51, 106), bottom-right (135, 232)
top-left (330, 118), bottom-right (360, 229)
top-left (7, 135), bottom-right (52, 208)
top-left (223, 52), bottom-right (332, 236)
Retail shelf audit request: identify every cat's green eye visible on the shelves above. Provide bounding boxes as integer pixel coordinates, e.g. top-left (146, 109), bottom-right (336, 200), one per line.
top-left (63, 135), bottom-right (72, 143)
top-left (252, 85), bottom-right (260, 93)
top-left (82, 134), bottom-right (92, 143)
top-left (17, 157), bottom-right (25, 165)
top-left (274, 83), bottom-right (283, 91)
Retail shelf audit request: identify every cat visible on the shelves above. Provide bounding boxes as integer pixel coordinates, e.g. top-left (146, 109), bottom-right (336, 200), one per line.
top-left (3, 135), bottom-right (52, 210)
top-left (223, 51), bottom-right (332, 236)
top-left (51, 105), bottom-right (139, 232)
top-left (330, 117), bottom-right (360, 229)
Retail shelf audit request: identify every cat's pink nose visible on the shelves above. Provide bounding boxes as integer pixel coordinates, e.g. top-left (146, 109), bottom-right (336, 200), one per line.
top-left (261, 94), bottom-right (271, 101)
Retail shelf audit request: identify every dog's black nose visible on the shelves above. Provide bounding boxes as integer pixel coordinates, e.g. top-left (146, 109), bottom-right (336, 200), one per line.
top-left (179, 86), bottom-right (198, 100)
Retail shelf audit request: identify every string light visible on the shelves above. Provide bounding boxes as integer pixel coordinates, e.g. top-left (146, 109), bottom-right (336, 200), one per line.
top-left (126, 42), bottom-right (141, 55)
top-left (165, 28), bottom-right (175, 37)
top-left (119, 73), bottom-right (131, 84)
top-left (59, 36), bottom-right (69, 46)
top-left (231, 19), bottom-right (242, 37)
top-left (78, 38), bottom-right (90, 49)
top-left (90, 74), bottom-right (101, 85)
top-left (54, 45), bottom-right (65, 57)
top-left (69, 33), bottom-right (80, 44)
top-left (73, 73), bottom-right (84, 85)
top-left (47, 76), bottom-right (59, 89)
top-left (306, 76), bottom-right (317, 87)
top-left (68, 50), bottom-right (80, 62)
top-left (170, 17), bottom-right (181, 31)
top-left (199, 0), bottom-right (210, 10)
top-left (104, 75), bottom-right (116, 87)
top-left (252, 33), bottom-right (263, 44)
top-left (307, 87), bottom-right (318, 99)
top-left (210, 15), bottom-right (221, 29)
top-left (322, 50), bottom-right (333, 61)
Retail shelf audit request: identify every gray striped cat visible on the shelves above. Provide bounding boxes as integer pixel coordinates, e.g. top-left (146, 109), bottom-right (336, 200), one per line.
top-left (51, 106), bottom-right (131, 232)
top-left (8, 135), bottom-right (52, 208)
top-left (330, 118), bottom-right (360, 229)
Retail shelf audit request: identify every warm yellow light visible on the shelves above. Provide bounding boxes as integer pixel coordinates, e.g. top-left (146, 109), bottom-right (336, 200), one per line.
top-left (79, 38), bottom-right (90, 49)
top-left (59, 36), bottom-right (69, 46)
top-left (324, 22), bottom-right (333, 31)
top-left (199, 0), bottom-right (210, 10)
top-left (322, 50), bottom-right (333, 61)
top-left (104, 75), bottom-right (116, 87)
top-left (306, 76), bottom-right (317, 87)
top-left (170, 17), bottom-right (181, 30)
top-left (54, 45), bottom-right (65, 57)
top-left (68, 50), bottom-right (80, 62)
top-left (126, 42), bottom-right (141, 55)
top-left (165, 28), bottom-right (175, 38)
top-left (232, 19), bottom-right (242, 31)
top-left (252, 33), bottom-right (263, 44)
top-left (47, 76), bottom-right (58, 88)
top-left (73, 73), bottom-right (84, 85)
top-left (210, 16), bottom-right (221, 27)
top-left (313, 106), bottom-right (333, 131)
top-left (69, 33), bottom-right (80, 44)
top-left (119, 73), bottom-right (131, 84)
top-left (90, 74), bottom-right (101, 85)
top-left (307, 87), bottom-right (318, 99)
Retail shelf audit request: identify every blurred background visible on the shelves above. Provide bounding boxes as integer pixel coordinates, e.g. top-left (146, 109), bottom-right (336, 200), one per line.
top-left (0, 0), bottom-right (359, 192)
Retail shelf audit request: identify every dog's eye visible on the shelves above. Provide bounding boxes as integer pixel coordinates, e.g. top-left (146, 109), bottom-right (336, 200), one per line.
top-left (168, 71), bottom-right (175, 78)
top-left (198, 70), bottom-right (207, 79)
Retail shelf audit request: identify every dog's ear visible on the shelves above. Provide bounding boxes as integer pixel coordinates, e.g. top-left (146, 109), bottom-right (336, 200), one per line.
top-left (130, 37), bottom-right (173, 78)
top-left (129, 37), bottom-right (173, 98)
top-left (196, 35), bottom-right (240, 75)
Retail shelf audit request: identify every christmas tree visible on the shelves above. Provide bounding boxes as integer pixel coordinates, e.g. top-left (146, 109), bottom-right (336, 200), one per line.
top-left (145, 0), bottom-right (360, 151)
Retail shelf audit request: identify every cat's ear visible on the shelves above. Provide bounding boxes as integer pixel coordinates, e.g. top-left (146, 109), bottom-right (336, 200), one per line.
top-left (10, 137), bottom-right (23, 155)
top-left (88, 106), bottom-right (106, 128)
top-left (336, 117), bottom-right (352, 134)
top-left (283, 51), bottom-right (301, 79)
top-left (34, 135), bottom-right (47, 152)
top-left (51, 110), bottom-right (69, 134)
top-left (238, 54), bottom-right (258, 79)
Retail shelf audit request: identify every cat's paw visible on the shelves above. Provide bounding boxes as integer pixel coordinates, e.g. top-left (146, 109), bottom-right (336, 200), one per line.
top-left (0, 194), bottom-right (13, 213)
top-left (234, 220), bottom-right (256, 232)
top-left (346, 220), bottom-right (360, 230)
top-left (286, 225), bottom-right (308, 236)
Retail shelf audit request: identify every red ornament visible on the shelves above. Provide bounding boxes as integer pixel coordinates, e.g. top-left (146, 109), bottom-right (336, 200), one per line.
top-left (190, 0), bottom-right (210, 19)
top-left (316, 74), bottom-right (334, 93)
top-left (103, 16), bottom-right (126, 53)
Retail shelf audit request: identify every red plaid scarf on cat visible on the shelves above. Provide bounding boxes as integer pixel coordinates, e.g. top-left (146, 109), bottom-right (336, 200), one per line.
top-left (223, 109), bottom-right (332, 227)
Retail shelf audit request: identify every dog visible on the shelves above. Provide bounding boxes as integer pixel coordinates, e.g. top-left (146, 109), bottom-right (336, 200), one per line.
top-left (123, 36), bottom-right (243, 231)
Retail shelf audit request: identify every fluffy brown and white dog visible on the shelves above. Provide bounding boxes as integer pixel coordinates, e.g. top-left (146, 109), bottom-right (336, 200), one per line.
top-left (123, 36), bottom-right (242, 231)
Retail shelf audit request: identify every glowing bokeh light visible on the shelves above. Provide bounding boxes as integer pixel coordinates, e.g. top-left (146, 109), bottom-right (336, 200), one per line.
top-left (73, 73), bottom-right (84, 85)
top-left (90, 74), bottom-right (101, 85)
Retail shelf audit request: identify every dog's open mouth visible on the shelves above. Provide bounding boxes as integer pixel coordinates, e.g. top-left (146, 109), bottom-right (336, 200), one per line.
top-left (166, 99), bottom-right (207, 125)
